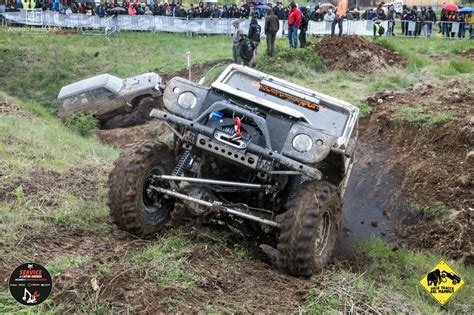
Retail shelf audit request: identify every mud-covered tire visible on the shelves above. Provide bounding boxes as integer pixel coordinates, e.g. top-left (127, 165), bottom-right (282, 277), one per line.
top-left (103, 97), bottom-right (156, 129)
top-left (107, 140), bottom-right (175, 237)
top-left (277, 181), bottom-right (342, 277)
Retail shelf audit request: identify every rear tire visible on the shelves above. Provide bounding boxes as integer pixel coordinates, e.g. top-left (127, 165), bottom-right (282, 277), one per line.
top-left (277, 181), bottom-right (341, 277)
top-left (107, 140), bottom-right (175, 238)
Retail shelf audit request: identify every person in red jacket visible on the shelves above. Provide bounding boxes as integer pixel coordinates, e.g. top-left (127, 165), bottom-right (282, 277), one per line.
top-left (287, 2), bottom-right (301, 48)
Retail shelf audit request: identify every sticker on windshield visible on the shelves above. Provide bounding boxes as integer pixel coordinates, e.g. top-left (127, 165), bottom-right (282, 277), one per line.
top-left (259, 83), bottom-right (320, 112)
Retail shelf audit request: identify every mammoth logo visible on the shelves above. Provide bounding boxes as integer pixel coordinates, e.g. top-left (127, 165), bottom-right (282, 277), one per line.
top-left (427, 269), bottom-right (443, 286)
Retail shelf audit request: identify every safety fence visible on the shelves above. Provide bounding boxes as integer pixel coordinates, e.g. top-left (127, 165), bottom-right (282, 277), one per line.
top-left (2, 10), bottom-right (473, 38)
top-left (1, 9), bottom-right (384, 37)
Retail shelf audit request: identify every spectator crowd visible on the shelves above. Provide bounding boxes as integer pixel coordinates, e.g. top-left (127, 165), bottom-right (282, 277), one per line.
top-left (3, 0), bottom-right (473, 39)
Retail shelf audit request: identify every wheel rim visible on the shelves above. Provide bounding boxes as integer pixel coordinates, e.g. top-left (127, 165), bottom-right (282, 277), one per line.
top-left (142, 166), bottom-right (169, 216)
top-left (314, 209), bottom-right (332, 256)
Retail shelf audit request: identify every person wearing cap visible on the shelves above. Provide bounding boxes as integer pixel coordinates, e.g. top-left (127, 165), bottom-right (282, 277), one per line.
top-left (331, 0), bottom-right (347, 36)
top-left (287, 1), bottom-right (301, 48)
top-left (232, 20), bottom-right (244, 64)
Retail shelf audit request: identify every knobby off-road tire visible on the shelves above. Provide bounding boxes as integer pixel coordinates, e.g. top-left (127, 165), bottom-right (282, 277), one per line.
top-left (278, 181), bottom-right (342, 277)
top-left (107, 140), bottom-right (175, 238)
top-left (103, 97), bottom-right (155, 129)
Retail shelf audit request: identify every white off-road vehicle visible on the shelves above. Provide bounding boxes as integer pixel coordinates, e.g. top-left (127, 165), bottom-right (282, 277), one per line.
top-left (107, 65), bottom-right (358, 276)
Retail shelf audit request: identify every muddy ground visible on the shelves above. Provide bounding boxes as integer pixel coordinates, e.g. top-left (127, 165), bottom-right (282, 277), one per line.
top-left (364, 79), bottom-right (473, 263)
top-left (313, 36), bottom-right (405, 74)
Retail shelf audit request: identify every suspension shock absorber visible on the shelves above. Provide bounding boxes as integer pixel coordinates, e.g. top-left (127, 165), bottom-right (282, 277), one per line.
top-left (286, 175), bottom-right (302, 201)
top-left (172, 150), bottom-right (193, 176)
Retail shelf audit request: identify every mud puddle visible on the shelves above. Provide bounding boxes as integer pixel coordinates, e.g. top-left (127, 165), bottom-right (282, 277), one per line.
top-left (335, 144), bottom-right (405, 257)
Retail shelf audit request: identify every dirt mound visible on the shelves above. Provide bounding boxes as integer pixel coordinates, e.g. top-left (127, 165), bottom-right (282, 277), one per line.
top-left (362, 79), bottom-right (473, 262)
top-left (313, 36), bottom-right (405, 74)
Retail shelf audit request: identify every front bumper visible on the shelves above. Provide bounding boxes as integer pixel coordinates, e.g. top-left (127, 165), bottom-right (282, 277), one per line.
top-left (150, 109), bottom-right (322, 180)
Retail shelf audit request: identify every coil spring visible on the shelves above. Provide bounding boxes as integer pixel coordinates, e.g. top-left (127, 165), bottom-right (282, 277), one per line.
top-left (172, 150), bottom-right (192, 176)
top-left (287, 175), bottom-right (302, 201)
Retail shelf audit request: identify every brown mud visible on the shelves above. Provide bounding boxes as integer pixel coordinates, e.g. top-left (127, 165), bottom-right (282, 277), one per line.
top-left (313, 36), bottom-right (405, 74)
top-left (364, 79), bottom-right (473, 263)
top-left (430, 48), bottom-right (474, 61)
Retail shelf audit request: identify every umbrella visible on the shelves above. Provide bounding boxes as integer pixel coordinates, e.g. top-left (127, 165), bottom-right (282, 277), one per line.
top-left (257, 5), bottom-right (271, 11)
top-left (457, 7), bottom-right (474, 13)
top-left (442, 3), bottom-right (458, 11)
top-left (108, 7), bottom-right (126, 13)
top-left (320, 3), bottom-right (335, 9)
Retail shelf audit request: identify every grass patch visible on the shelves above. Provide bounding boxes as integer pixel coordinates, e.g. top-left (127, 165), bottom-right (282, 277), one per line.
top-left (65, 113), bottom-right (99, 137)
top-left (449, 59), bottom-right (474, 74)
top-left (414, 201), bottom-right (453, 219)
top-left (47, 255), bottom-right (92, 276)
top-left (0, 114), bottom-right (117, 173)
top-left (355, 239), bottom-right (473, 314)
top-left (396, 107), bottom-right (454, 127)
top-left (256, 44), bottom-right (325, 78)
top-left (132, 233), bottom-right (199, 290)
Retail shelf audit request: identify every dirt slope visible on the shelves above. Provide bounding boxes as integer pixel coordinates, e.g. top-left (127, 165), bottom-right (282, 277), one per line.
top-left (363, 79), bottom-right (473, 263)
top-left (313, 36), bottom-right (405, 74)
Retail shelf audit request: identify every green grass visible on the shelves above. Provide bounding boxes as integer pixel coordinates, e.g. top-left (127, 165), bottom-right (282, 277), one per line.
top-left (132, 233), bottom-right (199, 290)
top-left (304, 238), bottom-right (473, 313)
top-left (414, 201), bottom-right (453, 219)
top-left (396, 107), bottom-right (454, 127)
top-left (47, 255), bottom-right (92, 276)
top-left (256, 44), bottom-right (325, 78)
top-left (353, 239), bottom-right (473, 314)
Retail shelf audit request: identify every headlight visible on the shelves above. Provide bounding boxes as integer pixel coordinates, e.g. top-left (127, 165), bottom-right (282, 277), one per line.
top-left (177, 91), bottom-right (197, 109)
top-left (292, 134), bottom-right (313, 152)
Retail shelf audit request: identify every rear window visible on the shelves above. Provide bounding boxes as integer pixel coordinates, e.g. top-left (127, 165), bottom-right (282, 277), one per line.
top-left (223, 71), bottom-right (349, 137)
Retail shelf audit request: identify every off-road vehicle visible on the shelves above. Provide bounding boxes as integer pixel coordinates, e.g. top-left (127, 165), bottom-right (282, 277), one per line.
top-left (108, 64), bottom-right (359, 276)
top-left (58, 72), bottom-right (163, 128)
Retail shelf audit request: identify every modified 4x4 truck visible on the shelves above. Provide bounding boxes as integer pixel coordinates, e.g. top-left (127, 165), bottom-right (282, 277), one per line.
top-left (108, 65), bottom-right (359, 276)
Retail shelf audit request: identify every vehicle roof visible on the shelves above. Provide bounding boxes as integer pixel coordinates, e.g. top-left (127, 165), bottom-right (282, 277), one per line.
top-left (58, 74), bottom-right (122, 100)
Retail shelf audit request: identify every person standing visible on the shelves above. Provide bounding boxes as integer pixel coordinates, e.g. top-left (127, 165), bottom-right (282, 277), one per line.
top-left (287, 2), bottom-right (300, 48)
top-left (387, 5), bottom-right (396, 36)
top-left (331, 0), bottom-right (347, 36)
top-left (265, 9), bottom-right (279, 56)
top-left (248, 16), bottom-right (261, 67)
top-left (240, 36), bottom-right (255, 67)
top-left (299, 7), bottom-right (309, 48)
top-left (232, 20), bottom-right (244, 64)
top-left (426, 6), bottom-right (436, 37)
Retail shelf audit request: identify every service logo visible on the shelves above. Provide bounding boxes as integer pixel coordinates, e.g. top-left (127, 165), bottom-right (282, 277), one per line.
top-left (419, 259), bottom-right (465, 305)
top-left (9, 263), bottom-right (52, 306)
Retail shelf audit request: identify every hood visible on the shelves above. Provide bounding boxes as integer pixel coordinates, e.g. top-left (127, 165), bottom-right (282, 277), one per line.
top-left (123, 72), bottom-right (162, 91)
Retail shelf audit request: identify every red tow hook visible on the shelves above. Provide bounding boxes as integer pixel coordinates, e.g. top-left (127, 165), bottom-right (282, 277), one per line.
top-left (234, 117), bottom-right (241, 137)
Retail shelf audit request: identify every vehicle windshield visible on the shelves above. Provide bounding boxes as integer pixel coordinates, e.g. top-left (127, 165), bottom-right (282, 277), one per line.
top-left (106, 76), bottom-right (124, 93)
top-left (222, 71), bottom-right (349, 137)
